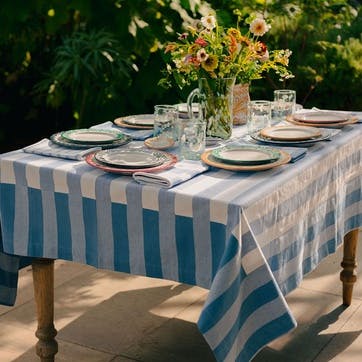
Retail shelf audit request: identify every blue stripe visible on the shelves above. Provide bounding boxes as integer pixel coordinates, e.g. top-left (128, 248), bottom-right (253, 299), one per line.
top-left (112, 203), bottom-right (130, 273)
top-left (27, 188), bottom-right (43, 256)
top-left (198, 266), bottom-right (247, 333)
top-left (83, 198), bottom-right (98, 266)
top-left (213, 280), bottom-right (280, 361)
top-left (175, 216), bottom-right (196, 285)
top-left (210, 222), bottom-right (226, 279)
top-left (143, 209), bottom-right (162, 278)
top-left (0, 184), bottom-right (15, 254)
top-left (237, 312), bottom-right (296, 362)
top-left (54, 193), bottom-right (72, 260)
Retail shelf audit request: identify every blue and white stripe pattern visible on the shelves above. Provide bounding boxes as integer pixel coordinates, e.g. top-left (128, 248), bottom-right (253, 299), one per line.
top-left (0, 113), bottom-right (361, 361)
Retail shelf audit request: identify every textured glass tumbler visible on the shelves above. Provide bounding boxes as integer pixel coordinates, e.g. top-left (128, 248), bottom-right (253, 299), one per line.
top-left (153, 105), bottom-right (178, 145)
top-left (179, 120), bottom-right (206, 160)
top-left (247, 100), bottom-right (271, 134)
top-left (273, 89), bottom-right (296, 121)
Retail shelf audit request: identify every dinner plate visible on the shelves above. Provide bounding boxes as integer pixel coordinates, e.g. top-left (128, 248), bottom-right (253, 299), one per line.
top-left (286, 115), bottom-right (358, 128)
top-left (292, 111), bottom-right (349, 124)
top-left (144, 136), bottom-right (175, 150)
top-left (85, 151), bottom-right (177, 175)
top-left (61, 129), bottom-right (124, 144)
top-left (260, 125), bottom-right (321, 141)
top-left (114, 115), bottom-right (155, 129)
top-left (201, 149), bottom-right (291, 171)
top-left (94, 149), bottom-right (166, 168)
top-left (50, 132), bottom-right (131, 149)
top-left (250, 129), bottom-right (333, 146)
top-left (212, 145), bottom-right (281, 165)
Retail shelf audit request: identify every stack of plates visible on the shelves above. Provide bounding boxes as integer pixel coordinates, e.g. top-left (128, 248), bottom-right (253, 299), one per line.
top-left (287, 111), bottom-right (358, 127)
top-left (114, 114), bottom-right (155, 129)
top-left (201, 144), bottom-right (291, 171)
top-left (251, 125), bottom-right (331, 146)
top-left (85, 149), bottom-right (177, 175)
top-left (50, 128), bottom-right (131, 149)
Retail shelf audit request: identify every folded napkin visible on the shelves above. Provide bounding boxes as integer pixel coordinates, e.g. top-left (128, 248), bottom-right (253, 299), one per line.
top-left (133, 160), bottom-right (209, 188)
top-left (91, 121), bottom-right (153, 140)
top-left (23, 138), bottom-right (101, 160)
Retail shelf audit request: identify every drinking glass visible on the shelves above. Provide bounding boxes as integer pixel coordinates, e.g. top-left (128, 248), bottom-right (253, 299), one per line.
top-left (247, 100), bottom-right (271, 134)
top-left (153, 105), bottom-right (178, 145)
top-left (179, 120), bottom-right (206, 160)
top-left (273, 89), bottom-right (296, 121)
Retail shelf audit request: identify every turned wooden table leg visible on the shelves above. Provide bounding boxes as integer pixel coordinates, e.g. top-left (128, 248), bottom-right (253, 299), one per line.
top-left (32, 258), bottom-right (58, 361)
top-left (340, 229), bottom-right (359, 306)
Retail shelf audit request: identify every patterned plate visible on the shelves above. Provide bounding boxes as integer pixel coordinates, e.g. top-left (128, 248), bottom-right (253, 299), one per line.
top-left (94, 149), bottom-right (166, 168)
top-left (85, 151), bottom-right (177, 175)
top-left (50, 132), bottom-right (131, 149)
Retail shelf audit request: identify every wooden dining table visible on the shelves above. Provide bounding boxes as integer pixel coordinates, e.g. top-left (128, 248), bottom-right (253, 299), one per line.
top-left (0, 111), bottom-right (361, 361)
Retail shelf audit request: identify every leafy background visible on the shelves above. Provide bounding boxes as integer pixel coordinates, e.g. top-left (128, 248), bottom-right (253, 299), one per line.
top-left (0, 0), bottom-right (361, 152)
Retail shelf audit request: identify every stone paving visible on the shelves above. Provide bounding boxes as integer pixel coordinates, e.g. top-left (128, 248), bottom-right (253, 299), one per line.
top-left (0, 231), bottom-right (361, 361)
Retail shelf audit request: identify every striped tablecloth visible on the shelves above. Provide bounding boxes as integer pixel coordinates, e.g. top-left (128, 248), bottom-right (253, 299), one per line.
top-left (0, 115), bottom-right (361, 361)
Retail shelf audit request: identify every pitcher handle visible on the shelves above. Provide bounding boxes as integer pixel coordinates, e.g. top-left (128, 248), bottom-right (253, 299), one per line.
top-left (187, 88), bottom-right (201, 121)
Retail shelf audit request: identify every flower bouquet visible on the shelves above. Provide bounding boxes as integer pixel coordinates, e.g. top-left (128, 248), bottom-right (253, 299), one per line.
top-left (160, 11), bottom-right (294, 135)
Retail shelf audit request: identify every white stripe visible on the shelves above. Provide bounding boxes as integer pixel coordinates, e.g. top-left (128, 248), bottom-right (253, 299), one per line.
top-left (142, 186), bottom-right (160, 210)
top-left (109, 178), bottom-right (128, 204)
top-left (53, 163), bottom-right (79, 193)
top-left (25, 158), bottom-right (55, 189)
top-left (80, 169), bottom-right (101, 199)
top-left (0, 153), bottom-right (28, 184)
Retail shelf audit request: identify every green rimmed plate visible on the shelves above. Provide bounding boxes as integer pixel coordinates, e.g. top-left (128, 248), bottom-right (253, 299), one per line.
top-left (211, 145), bottom-right (281, 165)
top-left (61, 129), bottom-right (125, 144)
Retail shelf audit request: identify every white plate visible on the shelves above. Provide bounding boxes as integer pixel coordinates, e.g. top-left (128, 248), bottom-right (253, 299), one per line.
top-left (250, 129), bottom-right (333, 146)
top-left (61, 129), bottom-right (124, 144)
top-left (122, 114), bottom-right (155, 126)
top-left (292, 111), bottom-right (349, 124)
top-left (94, 149), bottom-right (166, 168)
top-left (212, 145), bottom-right (281, 165)
top-left (260, 125), bottom-right (321, 141)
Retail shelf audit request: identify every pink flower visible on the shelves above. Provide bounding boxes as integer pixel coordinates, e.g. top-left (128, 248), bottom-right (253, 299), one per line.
top-left (195, 37), bottom-right (208, 47)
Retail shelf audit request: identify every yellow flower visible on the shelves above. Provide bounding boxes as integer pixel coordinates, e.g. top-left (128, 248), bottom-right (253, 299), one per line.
top-left (227, 28), bottom-right (242, 41)
top-left (202, 54), bottom-right (218, 71)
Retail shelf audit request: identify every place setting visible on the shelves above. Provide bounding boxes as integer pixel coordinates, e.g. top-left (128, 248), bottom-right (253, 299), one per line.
top-left (23, 128), bottom-right (132, 160)
top-left (50, 128), bottom-right (131, 149)
top-left (201, 144), bottom-right (291, 172)
top-left (85, 148), bottom-right (177, 175)
top-left (249, 124), bottom-right (335, 146)
top-left (286, 110), bottom-right (359, 127)
top-left (113, 114), bottom-right (155, 129)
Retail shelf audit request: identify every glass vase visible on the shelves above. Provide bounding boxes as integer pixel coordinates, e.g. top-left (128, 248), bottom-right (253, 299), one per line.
top-left (187, 77), bottom-right (235, 140)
